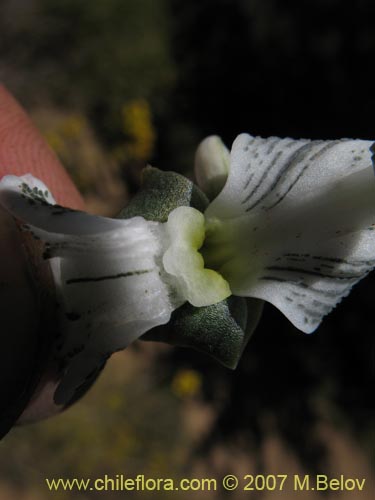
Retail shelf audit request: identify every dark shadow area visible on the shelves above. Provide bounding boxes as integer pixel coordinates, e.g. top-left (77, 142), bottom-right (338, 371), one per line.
top-left (155, 0), bottom-right (374, 474)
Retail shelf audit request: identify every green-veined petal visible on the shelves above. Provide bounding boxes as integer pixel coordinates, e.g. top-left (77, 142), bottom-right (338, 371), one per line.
top-left (204, 134), bottom-right (375, 333)
top-left (0, 174), bottom-right (182, 404)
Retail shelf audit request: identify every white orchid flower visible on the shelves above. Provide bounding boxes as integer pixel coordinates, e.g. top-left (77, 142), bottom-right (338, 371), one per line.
top-left (0, 133), bottom-right (374, 405)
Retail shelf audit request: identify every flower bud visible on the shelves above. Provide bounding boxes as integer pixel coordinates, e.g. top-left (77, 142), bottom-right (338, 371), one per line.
top-left (194, 135), bottom-right (230, 200)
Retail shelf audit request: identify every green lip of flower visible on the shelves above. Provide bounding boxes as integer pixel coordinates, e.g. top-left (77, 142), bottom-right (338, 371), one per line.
top-left (0, 132), bottom-right (374, 406)
top-left (162, 205), bottom-right (231, 307)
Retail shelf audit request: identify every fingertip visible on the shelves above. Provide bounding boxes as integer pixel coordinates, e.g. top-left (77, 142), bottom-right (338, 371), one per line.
top-left (0, 84), bottom-right (85, 209)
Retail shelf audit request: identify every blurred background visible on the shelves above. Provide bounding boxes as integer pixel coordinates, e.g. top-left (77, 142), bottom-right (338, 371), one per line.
top-left (0, 0), bottom-right (374, 498)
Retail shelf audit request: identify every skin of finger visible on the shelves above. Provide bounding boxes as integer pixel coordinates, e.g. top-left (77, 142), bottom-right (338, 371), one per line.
top-left (0, 84), bottom-right (84, 209)
top-left (0, 85), bottom-right (84, 431)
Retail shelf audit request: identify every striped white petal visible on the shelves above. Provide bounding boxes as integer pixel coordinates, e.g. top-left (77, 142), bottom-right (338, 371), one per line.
top-left (0, 174), bottom-right (181, 404)
top-left (204, 134), bottom-right (375, 333)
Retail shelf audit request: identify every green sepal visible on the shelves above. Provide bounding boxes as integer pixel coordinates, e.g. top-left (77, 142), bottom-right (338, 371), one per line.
top-left (118, 166), bottom-right (209, 222)
top-left (143, 296), bottom-right (264, 369)
top-left (117, 167), bottom-right (264, 368)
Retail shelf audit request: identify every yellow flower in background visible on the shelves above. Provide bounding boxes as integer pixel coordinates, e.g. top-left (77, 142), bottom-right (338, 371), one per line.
top-left (60, 114), bottom-right (85, 139)
top-left (33, 108), bottom-right (127, 215)
top-left (44, 130), bottom-right (66, 156)
top-left (171, 369), bottom-right (202, 399)
top-left (121, 99), bottom-right (156, 162)
top-left (44, 114), bottom-right (85, 152)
